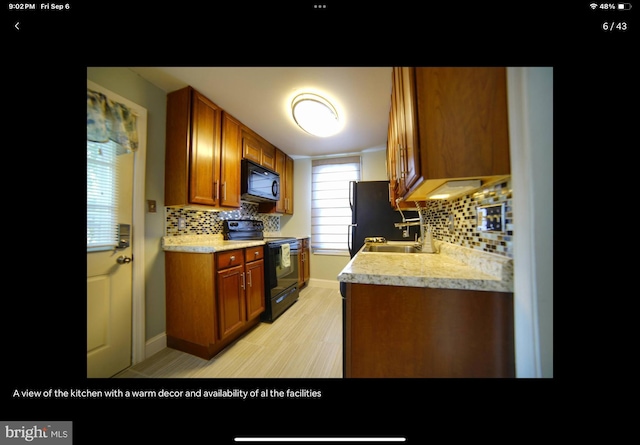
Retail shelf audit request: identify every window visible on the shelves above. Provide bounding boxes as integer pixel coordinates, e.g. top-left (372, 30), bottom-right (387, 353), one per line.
top-left (87, 139), bottom-right (120, 250)
top-left (311, 156), bottom-right (361, 254)
top-left (86, 86), bottom-right (139, 252)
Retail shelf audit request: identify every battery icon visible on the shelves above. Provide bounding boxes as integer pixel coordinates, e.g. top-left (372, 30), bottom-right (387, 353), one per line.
top-left (618, 3), bottom-right (632, 10)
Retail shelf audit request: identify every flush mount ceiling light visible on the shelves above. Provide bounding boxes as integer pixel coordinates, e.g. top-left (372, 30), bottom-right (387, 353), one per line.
top-left (291, 93), bottom-right (340, 137)
top-left (427, 179), bottom-right (482, 200)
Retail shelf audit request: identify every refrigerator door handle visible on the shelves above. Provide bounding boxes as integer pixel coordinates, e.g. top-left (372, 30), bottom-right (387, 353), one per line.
top-left (349, 180), bottom-right (355, 211)
top-left (347, 223), bottom-right (357, 254)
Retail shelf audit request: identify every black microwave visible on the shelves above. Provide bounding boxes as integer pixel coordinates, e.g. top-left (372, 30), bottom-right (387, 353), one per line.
top-left (241, 159), bottom-right (280, 203)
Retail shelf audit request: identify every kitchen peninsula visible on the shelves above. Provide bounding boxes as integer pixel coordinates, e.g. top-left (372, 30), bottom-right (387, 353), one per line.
top-left (338, 241), bottom-right (515, 378)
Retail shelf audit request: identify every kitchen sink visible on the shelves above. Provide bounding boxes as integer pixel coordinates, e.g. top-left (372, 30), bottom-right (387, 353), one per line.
top-left (363, 244), bottom-right (422, 253)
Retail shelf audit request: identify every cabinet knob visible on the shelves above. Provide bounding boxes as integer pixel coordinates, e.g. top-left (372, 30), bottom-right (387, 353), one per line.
top-left (230, 255), bottom-right (235, 261)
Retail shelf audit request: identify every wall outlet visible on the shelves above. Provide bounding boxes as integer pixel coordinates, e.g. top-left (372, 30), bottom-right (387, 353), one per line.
top-left (178, 217), bottom-right (186, 230)
top-left (477, 203), bottom-right (505, 232)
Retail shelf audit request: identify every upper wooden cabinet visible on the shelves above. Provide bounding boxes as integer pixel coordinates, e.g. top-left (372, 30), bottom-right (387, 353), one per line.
top-left (165, 87), bottom-right (221, 207)
top-left (165, 86), bottom-right (241, 208)
top-left (165, 85), bottom-right (295, 211)
top-left (258, 147), bottom-right (294, 215)
top-left (387, 67), bottom-right (511, 201)
top-left (220, 112), bottom-right (243, 207)
top-left (241, 126), bottom-right (276, 171)
top-left (283, 152), bottom-right (294, 214)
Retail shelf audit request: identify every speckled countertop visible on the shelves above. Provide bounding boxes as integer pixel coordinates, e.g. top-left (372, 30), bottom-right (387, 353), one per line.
top-left (162, 234), bottom-right (265, 253)
top-left (162, 234), bottom-right (309, 253)
top-left (337, 241), bottom-right (513, 293)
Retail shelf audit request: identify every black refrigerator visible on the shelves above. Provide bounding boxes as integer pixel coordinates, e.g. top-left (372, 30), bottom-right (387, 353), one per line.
top-left (348, 180), bottom-right (419, 257)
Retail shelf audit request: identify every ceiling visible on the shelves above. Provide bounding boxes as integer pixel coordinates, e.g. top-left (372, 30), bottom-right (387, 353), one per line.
top-left (129, 67), bottom-right (393, 159)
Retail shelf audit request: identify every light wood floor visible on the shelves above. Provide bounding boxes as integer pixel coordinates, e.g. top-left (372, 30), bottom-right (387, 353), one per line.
top-left (114, 285), bottom-right (343, 378)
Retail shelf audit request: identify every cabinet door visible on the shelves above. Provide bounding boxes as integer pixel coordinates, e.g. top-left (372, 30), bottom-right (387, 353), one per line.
top-left (274, 149), bottom-right (286, 213)
top-left (190, 90), bottom-right (222, 206)
top-left (415, 67), bottom-right (510, 180)
top-left (245, 259), bottom-right (265, 320)
top-left (217, 264), bottom-right (246, 340)
top-left (242, 132), bottom-right (262, 164)
top-left (398, 67), bottom-right (420, 191)
top-left (391, 67), bottom-right (407, 197)
top-left (262, 143), bottom-right (276, 170)
top-left (303, 247), bottom-right (310, 285)
top-left (220, 112), bottom-right (242, 207)
top-left (386, 94), bottom-right (399, 206)
top-left (284, 154), bottom-right (294, 214)
top-left (297, 248), bottom-right (304, 289)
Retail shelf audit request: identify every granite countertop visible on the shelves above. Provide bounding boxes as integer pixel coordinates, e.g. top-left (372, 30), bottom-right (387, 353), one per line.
top-left (337, 241), bottom-right (513, 293)
top-left (162, 234), bottom-right (310, 253)
top-left (162, 235), bottom-right (265, 253)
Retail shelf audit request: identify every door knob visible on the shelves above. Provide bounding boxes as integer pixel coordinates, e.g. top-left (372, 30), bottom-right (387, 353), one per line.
top-left (117, 255), bottom-right (132, 264)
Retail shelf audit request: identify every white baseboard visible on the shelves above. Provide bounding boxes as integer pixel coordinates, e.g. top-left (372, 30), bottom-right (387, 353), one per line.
top-left (308, 278), bottom-right (340, 289)
top-left (144, 332), bottom-right (167, 360)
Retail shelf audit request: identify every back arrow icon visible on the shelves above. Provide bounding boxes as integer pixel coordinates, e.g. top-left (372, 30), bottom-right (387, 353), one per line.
top-left (15, 21), bottom-right (20, 30)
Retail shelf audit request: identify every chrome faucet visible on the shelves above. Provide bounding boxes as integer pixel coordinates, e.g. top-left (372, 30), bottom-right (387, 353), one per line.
top-left (414, 201), bottom-right (435, 253)
top-left (394, 198), bottom-right (420, 238)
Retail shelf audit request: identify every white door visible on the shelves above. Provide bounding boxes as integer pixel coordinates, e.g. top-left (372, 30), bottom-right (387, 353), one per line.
top-left (87, 148), bottom-right (134, 378)
top-left (86, 80), bottom-right (146, 378)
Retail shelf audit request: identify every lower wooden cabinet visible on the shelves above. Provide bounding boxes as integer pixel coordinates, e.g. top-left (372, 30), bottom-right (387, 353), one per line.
top-left (165, 246), bottom-right (265, 360)
top-left (344, 283), bottom-right (515, 378)
top-left (298, 237), bottom-right (310, 289)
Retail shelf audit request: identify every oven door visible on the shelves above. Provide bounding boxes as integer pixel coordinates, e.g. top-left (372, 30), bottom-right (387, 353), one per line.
top-left (267, 242), bottom-right (299, 299)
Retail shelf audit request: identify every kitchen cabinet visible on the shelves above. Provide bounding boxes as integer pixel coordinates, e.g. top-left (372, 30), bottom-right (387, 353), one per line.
top-left (344, 282), bottom-right (514, 378)
top-left (165, 85), bottom-right (297, 211)
top-left (219, 112), bottom-right (243, 207)
top-left (217, 247), bottom-right (265, 341)
top-left (298, 237), bottom-right (310, 289)
top-left (388, 67), bottom-right (420, 199)
top-left (241, 126), bottom-right (276, 171)
top-left (165, 246), bottom-right (265, 360)
top-left (284, 153), bottom-right (294, 214)
top-left (387, 67), bottom-right (511, 202)
top-left (386, 92), bottom-right (399, 206)
top-left (164, 86), bottom-right (242, 208)
top-left (259, 147), bottom-right (294, 215)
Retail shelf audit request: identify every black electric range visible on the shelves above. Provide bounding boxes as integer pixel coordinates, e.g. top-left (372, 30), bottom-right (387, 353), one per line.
top-left (222, 220), bottom-right (299, 322)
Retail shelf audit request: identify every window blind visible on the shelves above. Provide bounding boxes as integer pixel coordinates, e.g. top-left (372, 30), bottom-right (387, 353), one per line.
top-left (311, 156), bottom-right (361, 254)
top-left (87, 139), bottom-right (120, 250)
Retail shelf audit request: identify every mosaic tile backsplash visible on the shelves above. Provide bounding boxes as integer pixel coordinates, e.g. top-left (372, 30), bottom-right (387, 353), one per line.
top-left (165, 202), bottom-right (279, 236)
top-left (419, 178), bottom-right (513, 258)
top-left (165, 178), bottom-right (513, 259)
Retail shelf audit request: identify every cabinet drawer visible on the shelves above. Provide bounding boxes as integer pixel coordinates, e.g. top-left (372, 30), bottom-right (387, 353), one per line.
top-left (217, 249), bottom-right (244, 269)
top-left (245, 246), bottom-right (264, 262)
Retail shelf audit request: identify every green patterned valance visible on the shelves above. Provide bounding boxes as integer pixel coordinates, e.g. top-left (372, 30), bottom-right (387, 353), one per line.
top-left (87, 88), bottom-right (138, 152)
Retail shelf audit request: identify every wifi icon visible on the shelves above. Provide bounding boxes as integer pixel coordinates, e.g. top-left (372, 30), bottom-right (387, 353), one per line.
top-left (590, 2), bottom-right (598, 8)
